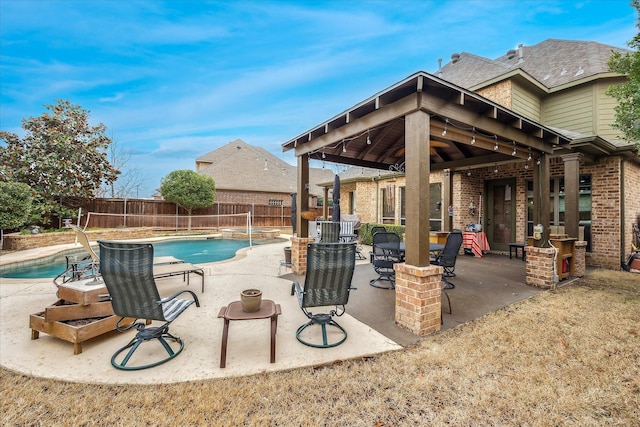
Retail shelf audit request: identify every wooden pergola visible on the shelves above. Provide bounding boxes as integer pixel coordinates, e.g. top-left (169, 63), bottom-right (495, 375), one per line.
top-left (282, 72), bottom-right (572, 268)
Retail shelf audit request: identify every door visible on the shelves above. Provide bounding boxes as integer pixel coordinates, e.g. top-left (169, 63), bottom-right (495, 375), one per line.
top-left (486, 179), bottom-right (516, 251)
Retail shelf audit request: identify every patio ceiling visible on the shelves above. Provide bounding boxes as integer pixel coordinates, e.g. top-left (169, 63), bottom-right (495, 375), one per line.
top-left (282, 72), bottom-right (572, 171)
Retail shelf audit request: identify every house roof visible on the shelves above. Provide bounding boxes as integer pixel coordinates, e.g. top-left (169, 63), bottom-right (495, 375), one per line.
top-left (437, 39), bottom-right (630, 90)
top-left (282, 71), bottom-right (571, 172)
top-left (197, 139), bottom-right (332, 196)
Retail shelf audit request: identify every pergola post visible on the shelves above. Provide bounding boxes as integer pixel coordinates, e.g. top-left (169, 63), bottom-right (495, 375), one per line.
top-left (404, 110), bottom-right (430, 267)
top-left (292, 154), bottom-right (310, 275)
top-left (395, 110), bottom-right (442, 336)
top-left (442, 169), bottom-right (452, 232)
top-left (561, 153), bottom-right (582, 240)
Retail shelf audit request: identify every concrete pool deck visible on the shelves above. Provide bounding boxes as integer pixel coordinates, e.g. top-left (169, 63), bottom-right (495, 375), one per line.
top-left (1, 234), bottom-right (549, 385)
top-left (0, 236), bottom-right (403, 385)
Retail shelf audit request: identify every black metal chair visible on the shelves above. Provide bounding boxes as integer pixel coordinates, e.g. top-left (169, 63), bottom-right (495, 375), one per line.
top-left (430, 229), bottom-right (463, 289)
top-left (369, 232), bottom-right (403, 289)
top-left (369, 226), bottom-right (387, 239)
top-left (291, 242), bottom-right (357, 348)
top-left (98, 240), bottom-right (200, 370)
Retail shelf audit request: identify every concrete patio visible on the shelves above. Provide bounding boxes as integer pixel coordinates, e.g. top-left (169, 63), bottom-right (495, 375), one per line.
top-left (1, 236), bottom-right (545, 385)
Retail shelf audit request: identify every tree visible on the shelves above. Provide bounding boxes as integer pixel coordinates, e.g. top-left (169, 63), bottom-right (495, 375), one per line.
top-left (99, 136), bottom-right (149, 198)
top-left (607, 0), bottom-right (640, 148)
top-left (160, 170), bottom-right (216, 230)
top-left (0, 180), bottom-right (33, 246)
top-left (0, 100), bottom-right (119, 225)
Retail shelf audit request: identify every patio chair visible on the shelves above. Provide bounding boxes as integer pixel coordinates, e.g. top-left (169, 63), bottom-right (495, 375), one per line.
top-left (309, 221), bottom-right (320, 241)
top-left (339, 221), bottom-right (366, 260)
top-left (291, 242), bottom-right (357, 348)
top-left (98, 240), bottom-right (200, 370)
top-left (54, 225), bottom-right (103, 285)
top-left (320, 221), bottom-right (341, 243)
top-left (430, 229), bottom-right (463, 289)
top-left (370, 226), bottom-right (387, 238)
top-left (369, 231), bottom-right (403, 289)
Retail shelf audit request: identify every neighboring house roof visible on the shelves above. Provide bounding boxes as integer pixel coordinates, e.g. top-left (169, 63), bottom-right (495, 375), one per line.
top-left (197, 139), bottom-right (332, 196)
top-left (437, 39), bottom-right (629, 90)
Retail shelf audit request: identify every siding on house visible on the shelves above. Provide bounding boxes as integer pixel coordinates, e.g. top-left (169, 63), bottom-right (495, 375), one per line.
top-left (595, 78), bottom-right (625, 141)
top-left (511, 81), bottom-right (542, 122)
top-left (542, 84), bottom-right (594, 134)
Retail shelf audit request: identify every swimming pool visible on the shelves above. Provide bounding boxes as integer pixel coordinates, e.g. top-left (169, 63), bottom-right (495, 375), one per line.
top-left (1, 238), bottom-right (256, 279)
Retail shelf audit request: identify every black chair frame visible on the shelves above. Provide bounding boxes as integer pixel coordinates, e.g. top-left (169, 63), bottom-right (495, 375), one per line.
top-left (98, 241), bottom-right (200, 371)
top-left (291, 242), bottom-right (356, 348)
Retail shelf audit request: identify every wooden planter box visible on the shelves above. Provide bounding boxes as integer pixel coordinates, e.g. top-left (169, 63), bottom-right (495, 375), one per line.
top-left (30, 312), bottom-right (125, 355)
top-left (29, 279), bottom-right (131, 355)
top-left (44, 299), bottom-right (115, 322)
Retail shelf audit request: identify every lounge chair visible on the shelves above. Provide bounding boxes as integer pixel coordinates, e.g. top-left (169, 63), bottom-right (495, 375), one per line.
top-left (291, 242), bottom-right (357, 348)
top-left (98, 240), bottom-right (200, 370)
top-left (62, 225), bottom-right (206, 292)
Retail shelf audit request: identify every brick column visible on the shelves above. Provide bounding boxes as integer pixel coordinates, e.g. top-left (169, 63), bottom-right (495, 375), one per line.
top-left (290, 237), bottom-right (314, 275)
top-left (394, 263), bottom-right (443, 336)
top-left (574, 241), bottom-right (587, 277)
top-left (525, 246), bottom-right (556, 288)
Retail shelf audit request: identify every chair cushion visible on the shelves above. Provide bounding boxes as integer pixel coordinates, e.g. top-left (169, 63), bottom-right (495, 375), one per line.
top-left (162, 298), bottom-right (196, 322)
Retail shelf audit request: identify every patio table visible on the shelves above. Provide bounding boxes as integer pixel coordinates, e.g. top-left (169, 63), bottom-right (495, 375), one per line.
top-left (375, 242), bottom-right (445, 258)
top-left (217, 300), bottom-right (281, 368)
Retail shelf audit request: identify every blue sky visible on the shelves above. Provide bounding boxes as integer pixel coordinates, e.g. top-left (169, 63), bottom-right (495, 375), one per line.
top-left (0, 0), bottom-right (636, 197)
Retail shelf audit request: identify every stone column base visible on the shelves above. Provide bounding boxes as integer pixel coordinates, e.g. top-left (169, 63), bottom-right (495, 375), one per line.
top-left (525, 246), bottom-right (556, 288)
top-left (290, 237), bottom-right (315, 275)
top-left (394, 263), bottom-right (443, 336)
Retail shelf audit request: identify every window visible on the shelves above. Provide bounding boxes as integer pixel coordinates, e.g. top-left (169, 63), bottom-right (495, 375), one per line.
top-left (430, 183), bottom-right (442, 231)
top-left (400, 187), bottom-right (406, 225)
top-left (381, 184), bottom-right (395, 224)
top-left (396, 183), bottom-right (442, 230)
top-left (526, 175), bottom-right (591, 251)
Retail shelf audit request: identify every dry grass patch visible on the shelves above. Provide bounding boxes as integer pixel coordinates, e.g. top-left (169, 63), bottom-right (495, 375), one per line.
top-left (2, 270), bottom-right (639, 426)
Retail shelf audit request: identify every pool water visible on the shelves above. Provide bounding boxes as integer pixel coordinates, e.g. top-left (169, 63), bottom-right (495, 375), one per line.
top-left (1, 239), bottom-right (253, 279)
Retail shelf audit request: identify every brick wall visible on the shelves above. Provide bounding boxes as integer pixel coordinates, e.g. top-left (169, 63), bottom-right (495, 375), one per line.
top-left (345, 153), bottom-right (634, 269)
top-left (354, 180), bottom-right (379, 223)
top-left (525, 246), bottom-right (556, 288)
top-left (585, 157), bottom-right (622, 269)
top-left (623, 160), bottom-right (640, 260)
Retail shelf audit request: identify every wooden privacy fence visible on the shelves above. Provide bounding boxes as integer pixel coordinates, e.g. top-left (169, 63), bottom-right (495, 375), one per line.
top-left (66, 198), bottom-right (324, 230)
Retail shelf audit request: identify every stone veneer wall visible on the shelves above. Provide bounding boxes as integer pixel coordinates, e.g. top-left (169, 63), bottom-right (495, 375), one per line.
top-left (477, 80), bottom-right (513, 109)
top-left (3, 228), bottom-right (157, 251)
